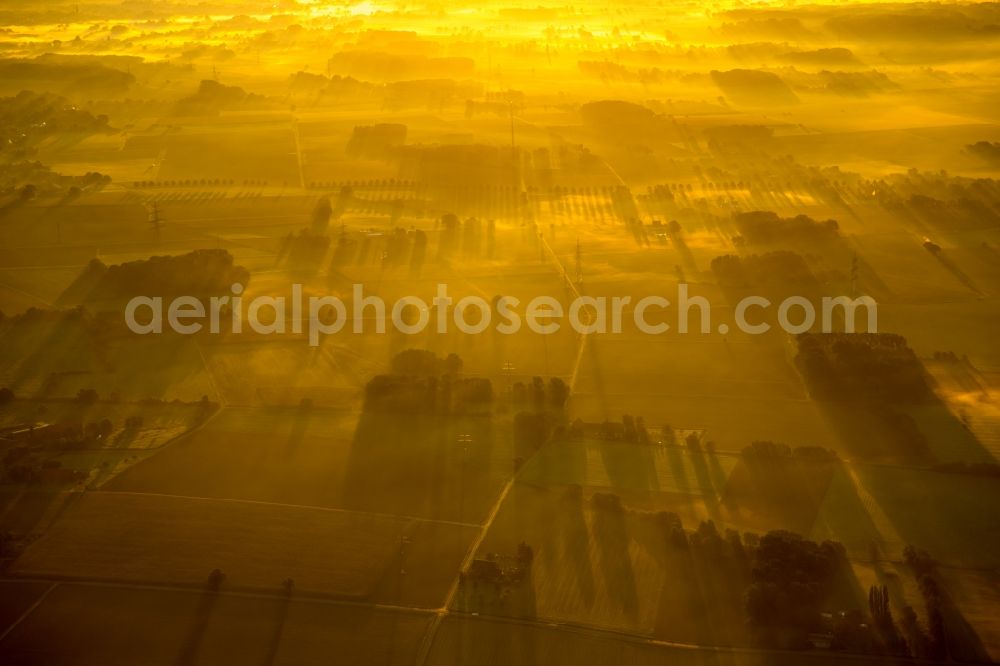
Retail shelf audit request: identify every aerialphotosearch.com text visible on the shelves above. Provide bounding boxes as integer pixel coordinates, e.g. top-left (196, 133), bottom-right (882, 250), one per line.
top-left (124, 283), bottom-right (877, 346)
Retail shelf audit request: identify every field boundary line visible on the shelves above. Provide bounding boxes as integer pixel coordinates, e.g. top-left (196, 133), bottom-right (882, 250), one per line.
top-left (443, 611), bottom-right (936, 665)
top-left (193, 339), bottom-right (226, 407)
top-left (413, 475), bottom-right (517, 666)
top-left (0, 581), bottom-right (57, 644)
top-left (1, 578), bottom-right (436, 616)
top-left (415, 236), bottom-right (587, 664)
top-left (537, 234), bottom-right (590, 392)
top-left (85, 490), bottom-right (481, 529)
top-left (91, 405), bottom-right (228, 490)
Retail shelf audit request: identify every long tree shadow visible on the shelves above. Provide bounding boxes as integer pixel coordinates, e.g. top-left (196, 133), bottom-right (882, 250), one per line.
top-left (798, 334), bottom-right (995, 466)
top-left (342, 410), bottom-right (496, 523)
top-left (582, 331), bottom-right (610, 420)
top-left (935, 574), bottom-right (992, 662)
top-left (808, 465), bottom-right (884, 557)
top-left (559, 485), bottom-right (596, 608)
top-left (598, 440), bottom-right (657, 493)
top-left (176, 582), bottom-right (222, 666)
top-left (589, 497), bottom-right (639, 621)
top-left (259, 589), bottom-right (292, 666)
top-left (284, 401), bottom-right (313, 454)
top-left (688, 446), bottom-right (721, 520)
top-left (0, 192), bottom-right (32, 220)
top-left (928, 247), bottom-right (984, 296)
top-left (662, 442), bottom-right (696, 513)
top-left (721, 454), bottom-right (837, 535)
top-left (5, 311), bottom-right (96, 394)
top-left (648, 520), bottom-right (751, 647)
top-left (0, 486), bottom-right (76, 538)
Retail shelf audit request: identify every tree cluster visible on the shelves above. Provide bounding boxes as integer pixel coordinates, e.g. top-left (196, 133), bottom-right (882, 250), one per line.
top-left (795, 333), bottom-right (931, 403)
top-left (92, 249), bottom-right (249, 298)
top-left (364, 351), bottom-right (493, 415)
top-left (510, 376), bottom-right (568, 411)
top-left (746, 530), bottom-right (846, 644)
top-left (711, 250), bottom-right (819, 290)
top-left (731, 211), bottom-right (839, 246)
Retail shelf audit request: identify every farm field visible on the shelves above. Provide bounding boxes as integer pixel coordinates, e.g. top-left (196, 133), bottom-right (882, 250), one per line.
top-left (518, 439), bottom-right (739, 499)
top-left (11, 491), bottom-right (477, 608)
top-left (105, 407), bottom-right (514, 524)
top-left (849, 562), bottom-right (1000, 662)
top-left (462, 444), bottom-right (999, 657)
top-left (0, 583), bottom-right (432, 666)
top-left (154, 123), bottom-right (301, 185)
top-left (568, 392), bottom-right (839, 453)
top-left (426, 615), bottom-right (905, 666)
top-left (0, 581), bottom-right (51, 635)
top-left (462, 481), bottom-right (752, 644)
top-left (811, 465), bottom-right (1000, 569)
top-left (1, 0), bottom-right (999, 662)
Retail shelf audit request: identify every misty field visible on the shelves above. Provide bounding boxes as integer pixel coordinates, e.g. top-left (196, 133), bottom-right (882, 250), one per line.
top-left (2, 0), bottom-right (1000, 662)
